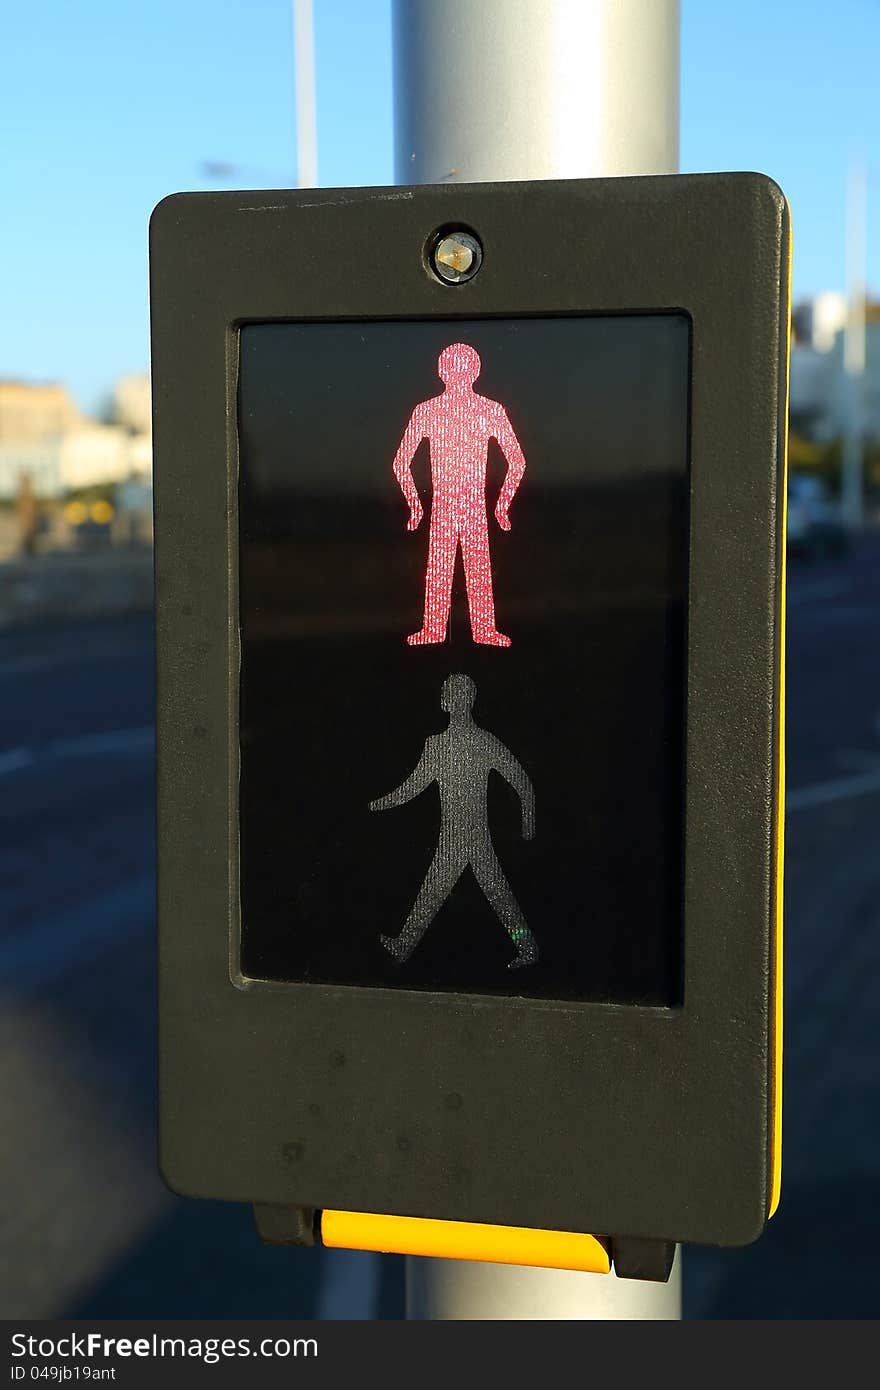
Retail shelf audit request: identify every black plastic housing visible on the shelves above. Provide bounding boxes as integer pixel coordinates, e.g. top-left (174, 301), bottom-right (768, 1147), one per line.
top-left (150, 174), bottom-right (789, 1247)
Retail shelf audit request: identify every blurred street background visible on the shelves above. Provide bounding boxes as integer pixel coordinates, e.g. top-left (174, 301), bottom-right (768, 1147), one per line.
top-left (3, 541), bottom-right (879, 1317)
top-left (2, 0), bottom-right (879, 1319)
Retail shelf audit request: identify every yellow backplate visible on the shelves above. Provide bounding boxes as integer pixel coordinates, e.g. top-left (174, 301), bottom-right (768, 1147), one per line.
top-left (321, 1210), bottom-right (610, 1273)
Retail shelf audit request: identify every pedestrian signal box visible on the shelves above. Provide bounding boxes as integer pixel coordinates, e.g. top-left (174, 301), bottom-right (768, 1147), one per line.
top-left (151, 173), bottom-right (790, 1265)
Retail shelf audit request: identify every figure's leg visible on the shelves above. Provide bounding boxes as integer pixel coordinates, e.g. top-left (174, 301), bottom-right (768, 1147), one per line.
top-left (408, 514), bottom-right (457, 645)
top-left (471, 845), bottom-right (538, 968)
top-left (462, 513), bottom-right (510, 647)
top-left (381, 852), bottom-right (464, 961)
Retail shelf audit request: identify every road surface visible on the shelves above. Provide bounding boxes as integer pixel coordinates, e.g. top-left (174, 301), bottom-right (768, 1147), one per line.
top-left (2, 539), bottom-right (879, 1318)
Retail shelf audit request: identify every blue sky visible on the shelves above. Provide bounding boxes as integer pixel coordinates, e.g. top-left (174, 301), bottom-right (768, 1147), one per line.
top-left (1, 0), bottom-right (877, 412)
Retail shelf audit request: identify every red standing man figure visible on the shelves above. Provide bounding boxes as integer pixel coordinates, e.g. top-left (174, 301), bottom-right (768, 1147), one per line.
top-left (392, 342), bottom-right (526, 647)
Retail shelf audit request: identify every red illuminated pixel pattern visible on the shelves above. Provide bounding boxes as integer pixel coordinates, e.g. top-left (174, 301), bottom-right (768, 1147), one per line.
top-left (391, 343), bottom-right (526, 647)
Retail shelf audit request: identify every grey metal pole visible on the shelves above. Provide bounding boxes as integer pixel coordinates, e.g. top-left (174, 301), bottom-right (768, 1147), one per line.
top-left (393, 0), bottom-right (679, 185)
top-left (293, 0), bottom-right (318, 187)
top-left (842, 162), bottom-right (867, 529)
top-left (393, 0), bottom-right (682, 1320)
top-left (406, 1250), bottom-right (681, 1321)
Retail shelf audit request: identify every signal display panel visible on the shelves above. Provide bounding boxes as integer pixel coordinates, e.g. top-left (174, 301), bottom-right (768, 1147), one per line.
top-left (238, 315), bottom-right (689, 1005)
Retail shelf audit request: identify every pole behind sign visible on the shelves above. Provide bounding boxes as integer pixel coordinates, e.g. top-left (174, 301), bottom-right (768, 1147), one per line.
top-left (392, 0), bottom-right (683, 1321)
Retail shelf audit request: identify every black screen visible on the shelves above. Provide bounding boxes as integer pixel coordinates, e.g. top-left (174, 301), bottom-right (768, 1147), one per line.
top-left (238, 316), bottom-right (689, 1004)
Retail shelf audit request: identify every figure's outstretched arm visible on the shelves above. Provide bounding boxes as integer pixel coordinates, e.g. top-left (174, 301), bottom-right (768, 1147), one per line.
top-left (392, 403), bottom-right (427, 531)
top-left (370, 744), bottom-right (434, 812)
top-left (491, 738), bottom-right (535, 840)
top-left (492, 405), bottom-right (526, 531)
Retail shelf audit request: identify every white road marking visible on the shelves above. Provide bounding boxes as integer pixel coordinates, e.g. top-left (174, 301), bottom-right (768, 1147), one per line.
top-left (0, 636), bottom-right (144, 681)
top-left (0, 725), bottom-right (154, 779)
top-left (0, 747), bottom-right (34, 776)
top-left (0, 873), bottom-right (154, 990)
top-left (787, 767), bottom-right (880, 812)
top-left (50, 726), bottom-right (154, 759)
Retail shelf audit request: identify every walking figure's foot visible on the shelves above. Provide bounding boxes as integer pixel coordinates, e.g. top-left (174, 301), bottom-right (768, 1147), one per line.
top-left (407, 629), bottom-right (445, 646)
top-left (474, 629), bottom-right (511, 648)
top-left (507, 940), bottom-right (539, 969)
top-left (380, 933), bottom-right (410, 962)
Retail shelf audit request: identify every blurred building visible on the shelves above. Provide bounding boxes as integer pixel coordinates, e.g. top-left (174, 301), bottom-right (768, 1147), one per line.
top-left (790, 293), bottom-right (880, 443)
top-left (0, 380), bottom-right (81, 443)
top-left (792, 291), bottom-right (848, 353)
top-left (0, 376), bottom-right (152, 500)
top-left (58, 425), bottom-right (139, 489)
top-left (112, 374), bottom-right (152, 437)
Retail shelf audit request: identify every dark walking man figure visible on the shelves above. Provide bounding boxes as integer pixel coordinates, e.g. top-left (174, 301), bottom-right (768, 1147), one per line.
top-left (370, 674), bottom-right (538, 968)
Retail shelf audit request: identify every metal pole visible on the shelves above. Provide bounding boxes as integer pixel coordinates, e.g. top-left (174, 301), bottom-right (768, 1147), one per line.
top-left (842, 162), bottom-right (867, 529)
top-left (406, 1250), bottom-right (681, 1321)
top-left (393, 0), bottom-right (681, 1320)
top-left (293, 0), bottom-right (318, 187)
top-left (393, 0), bottom-right (679, 185)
